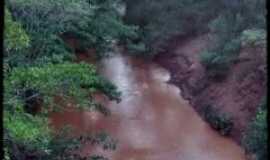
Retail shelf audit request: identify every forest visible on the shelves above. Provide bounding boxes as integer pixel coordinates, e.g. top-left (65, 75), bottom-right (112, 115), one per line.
top-left (3, 0), bottom-right (267, 160)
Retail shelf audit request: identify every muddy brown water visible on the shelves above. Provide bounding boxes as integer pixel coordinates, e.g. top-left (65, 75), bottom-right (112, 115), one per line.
top-left (50, 52), bottom-right (247, 160)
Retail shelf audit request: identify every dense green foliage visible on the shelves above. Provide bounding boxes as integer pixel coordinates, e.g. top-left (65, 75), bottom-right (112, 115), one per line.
top-left (4, 111), bottom-right (51, 151)
top-left (4, 8), bottom-right (29, 54)
top-left (4, 0), bottom-right (266, 159)
top-left (4, 8), bottom-right (30, 72)
top-left (243, 98), bottom-right (267, 160)
top-left (4, 125), bottom-right (116, 160)
top-left (201, 105), bottom-right (233, 136)
top-left (6, 0), bottom-right (137, 65)
top-left (4, 62), bottom-right (120, 113)
top-left (4, 0), bottom-right (135, 159)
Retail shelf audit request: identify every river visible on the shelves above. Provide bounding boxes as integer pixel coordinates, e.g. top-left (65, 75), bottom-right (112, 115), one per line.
top-left (50, 51), bottom-right (247, 160)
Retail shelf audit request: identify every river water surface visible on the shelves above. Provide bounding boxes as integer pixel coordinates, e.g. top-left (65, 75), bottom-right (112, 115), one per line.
top-left (50, 52), bottom-right (247, 160)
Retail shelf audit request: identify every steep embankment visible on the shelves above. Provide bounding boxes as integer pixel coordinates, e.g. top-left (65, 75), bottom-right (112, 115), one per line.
top-left (154, 34), bottom-right (266, 144)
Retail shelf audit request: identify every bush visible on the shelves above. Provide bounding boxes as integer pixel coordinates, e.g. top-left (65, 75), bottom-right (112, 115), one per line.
top-left (44, 130), bottom-right (117, 160)
top-left (200, 36), bottom-right (242, 79)
top-left (4, 111), bottom-right (51, 152)
top-left (201, 105), bottom-right (233, 136)
top-left (200, 51), bottom-right (219, 67)
top-left (200, 51), bottom-right (230, 79)
top-left (200, 0), bottom-right (265, 76)
top-left (222, 38), bottom-right (241, 56)
top-left (126, 41), bottom-right (148, 55)
top-left (242, 98), bottom-right (267, 160)
top-left (241, 29), bottom-right (266, 47)
top-left (4, 122), bottom-right (114, 160)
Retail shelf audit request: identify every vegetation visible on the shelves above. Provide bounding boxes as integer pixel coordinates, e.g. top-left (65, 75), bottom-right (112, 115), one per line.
top-left (4, 62), bottom-right (120, 113)
top-left (243, 98), bottom-right (267, 160)
top-left (201, 105), bottom-right (233, 136)
top-left (124, 0), bottom-right (267, 158)
top-left (4, 0), bottom-right (267, 159)
top-left (240, 29), bottom-right (266, 47)
top-left (4, 111), bottom-right (51, 151)
top-left (4, 8), bottom-right (29, 54)
top-left (124, 0), bottom-right (266, 77)
top-left (124, 0), bottom-right (218, 54)
top-left (5, 0), bottom-right (137, 65)
top-left (199, 50), bottom-right (231, 79)
top-left (200, 0), bottom-right (266, 77)
top-left (4, 125), bottom-right (117, 160)
top-left (4, 0), bottom-right (135, 159)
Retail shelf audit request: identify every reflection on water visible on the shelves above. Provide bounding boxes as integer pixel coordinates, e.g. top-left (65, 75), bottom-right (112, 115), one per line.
top-left (50, 52), bottom-right (246, 160)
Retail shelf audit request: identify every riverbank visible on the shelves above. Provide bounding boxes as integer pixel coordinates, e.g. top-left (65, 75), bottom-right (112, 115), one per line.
top-left (154, 34), bottom-right (266, 145)
top-left (46, 40), bottom-right (248, 159)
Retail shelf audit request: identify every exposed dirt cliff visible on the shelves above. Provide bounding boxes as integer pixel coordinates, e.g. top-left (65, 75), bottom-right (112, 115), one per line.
top-left (154, 34), bottom-right (267, 145)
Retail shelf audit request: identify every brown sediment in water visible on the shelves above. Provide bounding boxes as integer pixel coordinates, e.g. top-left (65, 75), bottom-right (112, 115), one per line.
top-left (50, 51), bottom-right (247, 160)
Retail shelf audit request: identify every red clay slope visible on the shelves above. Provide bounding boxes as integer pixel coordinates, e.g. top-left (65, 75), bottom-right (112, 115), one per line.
top-left (154, 34), bottom-right (267, 145)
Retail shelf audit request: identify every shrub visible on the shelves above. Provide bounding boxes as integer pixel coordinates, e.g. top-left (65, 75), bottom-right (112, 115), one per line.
top-left (200, 51), bottom-right (218, 67)
top-left (4, 1), bottom-right (127, 159)
top-left (126, 41), bottom-right (148, 55)
top-left (4, 122), bottom-right (113, 160)
top-left (200, 0), bottom-right (265, 76)
top-left (201, 105), bottom-right (233, 136)
top-left (200, 36), bottom-right (242, 79)
top-left (242, 98), bottom-right (267, 160)
top-left (200, 51), bottom-right (230, 79)
top-left (3, 147), bottom-right (10, 160)
top-left (241, 29), bottom-right (266, 47)
top-left (4, 111), bottom-right (52, 152)
top-left (45, 130), bottom-right (116, 160)
top-left (222, 38), bottom-right (241, 56)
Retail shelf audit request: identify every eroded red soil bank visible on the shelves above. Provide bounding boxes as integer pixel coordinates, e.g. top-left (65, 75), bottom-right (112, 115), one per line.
top-left (154, 34), bottom-right (267, 144)
top-left (50, 37), bottom-right (254, 159)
